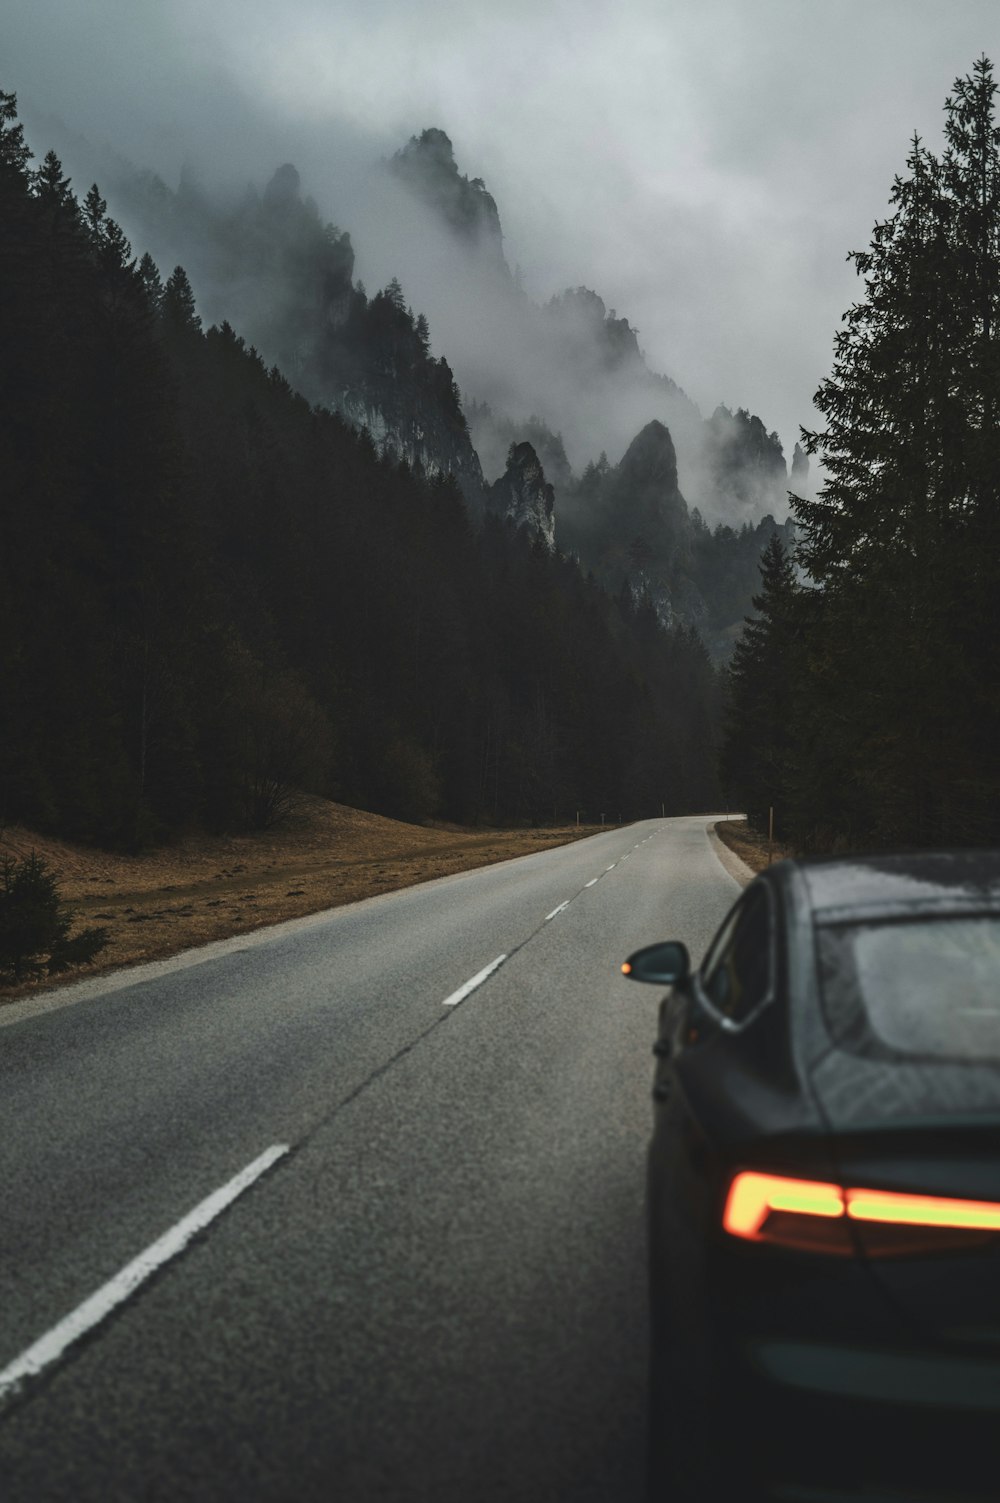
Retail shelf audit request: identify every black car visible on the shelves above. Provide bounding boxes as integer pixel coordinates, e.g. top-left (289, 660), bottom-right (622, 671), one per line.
top-left (624, 851), bottom-right (1000, 1503)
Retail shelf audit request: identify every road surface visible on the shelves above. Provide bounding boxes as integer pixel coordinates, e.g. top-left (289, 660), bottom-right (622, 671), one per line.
top-left (0, 814), bottom-right (744, 1501)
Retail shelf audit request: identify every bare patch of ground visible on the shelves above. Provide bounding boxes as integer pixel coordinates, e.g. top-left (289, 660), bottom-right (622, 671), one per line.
top-left (0, 798), bottom-right (605, 1004)
top-left (713, 817), bottom-right (796, 875)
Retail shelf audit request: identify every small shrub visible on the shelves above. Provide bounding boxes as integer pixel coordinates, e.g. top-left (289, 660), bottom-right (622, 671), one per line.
top-left (0, 853), bottom-right (110, 982)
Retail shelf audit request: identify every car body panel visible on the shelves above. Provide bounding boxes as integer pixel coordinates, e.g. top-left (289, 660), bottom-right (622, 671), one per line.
top-left (641, 849), bottom-right (1000, 1502)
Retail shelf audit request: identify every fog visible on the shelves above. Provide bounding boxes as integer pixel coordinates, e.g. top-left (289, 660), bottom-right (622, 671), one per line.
top-left (6, 0), bottom-right (998, 512)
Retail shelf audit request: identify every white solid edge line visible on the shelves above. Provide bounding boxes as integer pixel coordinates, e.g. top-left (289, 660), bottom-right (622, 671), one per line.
top-left (545, 901), bottom-right (570, 922)
top-left (441, 954), bottom-right (507, 1007)
top-left (584, 878), bottom-right (599, 888)
top-left (0, 1144), bottom-right (290, 1405)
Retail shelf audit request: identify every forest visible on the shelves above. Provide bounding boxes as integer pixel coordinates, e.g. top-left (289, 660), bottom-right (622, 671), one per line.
top-left (0, 88), bottom-right (721, 851)
top-left (724, 58), bottom-right (1000, 852)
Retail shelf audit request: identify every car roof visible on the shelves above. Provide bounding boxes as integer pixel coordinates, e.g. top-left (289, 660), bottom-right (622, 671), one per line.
top-left (784, 850), bottom-right (1000, 925)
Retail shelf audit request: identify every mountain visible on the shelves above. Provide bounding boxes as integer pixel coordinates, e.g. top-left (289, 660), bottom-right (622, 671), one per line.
top-left (558, 421), bottom-right (690, 580)
top-left (0, 96), bottom-right (725, 842)
top-left (34, 132), bottom-right (489, 510)
top-left (389, 129), bottom-right (506, 276)
top-left (487, 442), bottom-right (555, 548)
top-left (556, 420), bottom-right (795, 655)
top-left (40, 113), bottom-right (796, 648)
top-left (382, 125), bottom-right (792, 524)
top-left (705, 405), bottom-right (787, 516)
top-left (466, 403), bottom-right (573, 495)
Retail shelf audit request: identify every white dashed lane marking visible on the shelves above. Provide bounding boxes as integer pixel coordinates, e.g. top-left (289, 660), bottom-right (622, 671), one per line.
top-left (441, 954), bottom-right (507, 1008)
top-left (0, 1145), bottom-right (290, 1407)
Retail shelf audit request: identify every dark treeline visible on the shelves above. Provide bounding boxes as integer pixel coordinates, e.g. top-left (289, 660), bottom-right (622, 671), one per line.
top-left (724, 58), bottom-right (1000, 852)
top-left (0, 91), bottom-right (720, 848)
top-left (53, 143), bottom-right (487, 507)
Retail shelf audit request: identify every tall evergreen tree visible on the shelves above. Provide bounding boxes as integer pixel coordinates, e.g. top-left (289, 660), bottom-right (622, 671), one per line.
top-left (80, 183), bottom-right (107, 244)
top-left (721, 536), bottom-right (799, 836)
top-left (162, 265), bottom-right (201, 334)
top-left (31, 150), bottom-right (76, 215)
top-left (0, 88), bottom-right (30, 179)
top-left (788, 56), bottom-right (1000, 846)
top-left (137, 251), bottom-right (164, 312)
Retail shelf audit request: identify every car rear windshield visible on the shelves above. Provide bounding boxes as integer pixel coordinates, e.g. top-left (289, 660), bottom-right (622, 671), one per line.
top-left (817, 916), bottom-right (1000, 1062)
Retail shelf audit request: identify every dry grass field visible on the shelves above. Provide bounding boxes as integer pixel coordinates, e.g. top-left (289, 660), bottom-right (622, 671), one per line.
top-left (0, 798), bottom-right (603, 1003)
top-left (714, 816), bottom-right (795, 874)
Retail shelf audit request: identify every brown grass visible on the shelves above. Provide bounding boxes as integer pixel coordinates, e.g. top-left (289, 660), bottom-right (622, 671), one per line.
top-left (0, 798), bottom-right (605, 1004)
top-left (713, 817), bottom-right (796, 875)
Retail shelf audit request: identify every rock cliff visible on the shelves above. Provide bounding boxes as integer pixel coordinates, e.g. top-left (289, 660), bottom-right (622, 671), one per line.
top-left (487, 442), bottom-right (555, 548)
top-left (389, 128), bottom-right (507, 276)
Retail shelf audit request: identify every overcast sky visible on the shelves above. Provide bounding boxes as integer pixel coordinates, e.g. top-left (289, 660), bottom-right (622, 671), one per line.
top-left (5, 0), bottom-right (998, 458)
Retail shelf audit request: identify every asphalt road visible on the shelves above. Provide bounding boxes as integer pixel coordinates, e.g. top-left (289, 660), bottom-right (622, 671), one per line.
top-left (0, 814), bottom-right (743, 1502)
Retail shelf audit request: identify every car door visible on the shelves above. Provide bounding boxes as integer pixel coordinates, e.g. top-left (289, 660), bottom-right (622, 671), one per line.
top-left (649, 887), bottom-right (776, 1318)
top-left (650, 884), bottom-right (772, 1100)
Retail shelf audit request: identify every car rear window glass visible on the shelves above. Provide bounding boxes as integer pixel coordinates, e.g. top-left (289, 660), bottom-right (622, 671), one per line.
top-left (818, 917), bottom-right (1000, 1062)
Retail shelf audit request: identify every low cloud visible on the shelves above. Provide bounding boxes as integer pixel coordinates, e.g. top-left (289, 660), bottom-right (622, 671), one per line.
top-left (6, 0), bottom-right (997, 473)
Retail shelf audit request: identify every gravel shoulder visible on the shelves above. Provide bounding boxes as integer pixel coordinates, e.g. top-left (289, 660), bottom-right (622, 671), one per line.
top-left (712, 815), bottom-right (795, 877)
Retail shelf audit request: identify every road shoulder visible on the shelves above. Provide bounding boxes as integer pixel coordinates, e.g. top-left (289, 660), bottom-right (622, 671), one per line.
top-left (707, 820), bottom-right (754, 888)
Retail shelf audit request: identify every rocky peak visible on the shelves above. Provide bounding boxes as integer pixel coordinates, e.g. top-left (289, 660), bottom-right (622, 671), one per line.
top-left (604, 420), bottom-right (692, 575)
top-left (487, 441), bottom-right (555, 549)
top-left (791, 442), bottom-right (809, 489)
top-left (703, 405), bottom-right (787, 519)
top-left (389, 128), bottom-right (506, 271)
top-left (545, 287), bottom-right (644, 375)
top-left (617, 419), bottom-right (679, 494)
top-left (263, 162), bottom-right (301, 213)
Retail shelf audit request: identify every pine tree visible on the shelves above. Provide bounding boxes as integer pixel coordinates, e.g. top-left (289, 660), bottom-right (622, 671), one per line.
top-left (161, 265), bottom-right (202, 334)
top-left (791, 57), bottom-right (1000, 846)
top-left (0, 88), bottom-right (31, 179)
top-left (81, 183), bottom-right (108, 245)
top-left (137, 251), bottom-right (164, 312)
top-left (31, 150), bottom-right (77, 216)
top-left (721, 536), bottom-right (800, 836)
top-left (0, 854), bottom-right (109, 981)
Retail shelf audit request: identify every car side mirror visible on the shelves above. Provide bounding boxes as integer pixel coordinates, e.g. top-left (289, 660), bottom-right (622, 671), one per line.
top-left (621, 941), bottom-right (691, 986)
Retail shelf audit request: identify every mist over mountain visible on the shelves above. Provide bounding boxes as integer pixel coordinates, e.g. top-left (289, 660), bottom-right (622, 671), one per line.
top-left (390, 128), bottom-right (507, 277)
top-left (0, 90), bottom-right (725, 845)
top-left (30, 117), bottom-right (488, 510)
top-left (383, 125), bottom-right (797, 523)
top-left (32, 109), bottom-right (799, 651)
top-left (556, 421), bottom-right (796, 655)
top-left (381, 125), bottom-right (801, 647)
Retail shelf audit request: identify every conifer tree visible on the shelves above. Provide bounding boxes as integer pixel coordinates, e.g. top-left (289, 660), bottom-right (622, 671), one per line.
top-left (137, 251), bottom-right (164, 312)
top-left (789, 56), bottom-right (1000, 846)
top-left (31, 150), bottom-right (76, 215)
top-left (81, 183), bottom-right (108, 244)
top-left (0, 854), bottom-right (109, 981)
top-left (721, 536), bottom-right (799, 835)
top-left (0, 88), bottom-right (31, 179)
top-left (161, 265), bottom-right (202, 333)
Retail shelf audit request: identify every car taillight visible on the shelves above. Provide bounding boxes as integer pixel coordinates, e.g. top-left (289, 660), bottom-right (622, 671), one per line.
top-left (723, 1171), bottom-right (1000, 1257)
